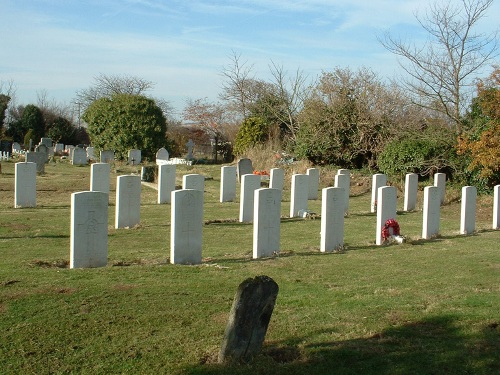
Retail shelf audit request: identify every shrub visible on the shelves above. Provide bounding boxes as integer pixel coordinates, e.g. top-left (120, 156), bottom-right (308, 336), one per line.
top-left (233, 117), bottom-right (268, 156)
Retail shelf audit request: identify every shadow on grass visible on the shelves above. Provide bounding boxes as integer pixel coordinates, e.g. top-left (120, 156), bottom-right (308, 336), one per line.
top-left (183, 315), bottom-right (500, 375)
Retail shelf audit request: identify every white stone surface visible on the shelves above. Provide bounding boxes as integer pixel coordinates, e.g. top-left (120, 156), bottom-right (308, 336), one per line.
top-left (404, 173), bottom-right (418, 211)
top-left (237, 158), bottom-right (253, 182)
top-left (371, 174), bottom-right (387, 212)
top-left (494, 185), bottom-right (500, 230)
top-left (70, 191), bottom-right (108, 268)
top-left (307, 168), bottom-right (319, 200)
top-left (115, 175), bottom-right (141, 229)
top-left (158, 164), bottom-right (176, 204)
top-left (15, 162), bottom-right (36, 208)
top-left (182, 174), bottom-right (205, 192)
top-left (290, 174), bottom-right (309, 218)
top-left (25, 151), bottom-right (45, 173)
top-left (156, 147), bottom-right (170, 165)
top-left (434, 173), bottom-right (446, 205)
top-left (337, 169), bottom-right (350, 175)
top-left (220, 166), bottom-right (237, 202)
top-left (72, 148), bottom-right (88, 166)
top-left (170, 189), bottom-right (203, 264)
top-left (239, 174), bottom-right (261, 223)
top-left (12, 142), bottom-right (21, 153)
top-left (320, 187), bottom-right (345, 252)
top-left (376, 186), bottom-right (397, 245)
top-left (460, 186), bottom-right (477, 235)
top-left (422, 186), bottom-right (440, 239)
top-left (90, 163), bottom-right (110, 194)
top-left (253, 188), bottom-right (281, 258)
top-left (269, 168), bottom-right (284, 192)
top-left (128, 149), bottom-right (141, 165)
top-left (100, 150), bottom-right (114, 163)
top-left (334, 173), bottom-right (350, 215)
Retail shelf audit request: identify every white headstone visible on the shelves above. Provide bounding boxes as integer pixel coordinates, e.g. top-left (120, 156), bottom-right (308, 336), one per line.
top-left (460, 186), bottom-right (477, 235)
top-left (25, 151), bottom-right (45, 173)
top-left (186, 139), bottom-right (195, 160)
top-left (170, 189), bottom-right (203, 264)
top-left (422, 186), bottom-right (440, 239)
top-left (54, 143), bottom-right (64, 154)
top-left (182, 174), bottom-right (205, 192)
top-left (253, 188), bottom-right (281, 258)
top-left (156, 147), bottom-right (170, 165)
top-left (72, 147), bottom-right (88, 165)
top-left (158, 164), bottom-right (176, 204)
top-left (290, 174), bottom-right (309, 218)
top-left (320, 187), bottom-right (345, 252)
top-left (12, 142), bottom-right (21, 153)
top-left (494, 185), bottom-right (500, 230)
top-left (15, 162), bottom-right (37, 208)
top-left (90, 163), bottom-right (110, 194)
top-left (86, 146), bottom-right (96, 161)
top-left (334, 173), bottom-right (350, 215)
top-left (239, 174), bottom-right (261, 223)
top-left (404, 173), bottom-right (418, 211)
top-left (307, 168), bottom-right (319, 200)
top-left (220, 166), bottom-right (237, 202)
top-left (371, 173), bottom-right (387, 212)
top-left (434, 173), bottom-right (446, 205)
top-left (269, 168), bottom-right (284, 192)
top-left (70, 191), bottom-right (108, 269)
top-left (100, 150), bottom-right (114, 163)
top-left (237, 158), bottom-right (254, 182)
top-left (115, 175), bottom-right (141, 229)
top-left (128, 149), bottom-right (141, 165)
top-left (376, 186), bottom-right (397, 245)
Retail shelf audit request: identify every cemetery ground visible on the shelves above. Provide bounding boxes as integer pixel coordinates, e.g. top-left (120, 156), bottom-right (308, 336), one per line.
top-left (0, 159), bottom-right (499, 375)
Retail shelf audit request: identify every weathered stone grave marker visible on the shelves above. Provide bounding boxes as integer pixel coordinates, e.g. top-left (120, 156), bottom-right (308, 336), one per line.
top-left (182, 173), bottom-right (205, 192)
top-left (404, 173), bottom-right (418, 211)
top-left (237, 158), bottom-right (253, 182)
top-left (371, 173), bottom-right (387, 213)
top-left (307, 168), bottom-right (319, 200)
top-left (422, 186), bottom-right (440, 239)
top-left (156, 147), bottom-right (169, 165)
top-left (158, 164), bottom-right (176, 204)
top-left (239, 174), bottom-right (261, 223)
top-left (434, 173), bottom-right (446, 205)
top-left (25, 151), bottom-right (45, 173)
top-left (290, 174), bottom-right (309, 217)
top-left (15, 162), bottom-right (36, 208)
top-left (220, 166), bottom-right (237, 202)
top-left (128, 149), bottom-right (141, 165)
top-left (186, 139), bottom-right (195, 160)
top-left (100, 150), bottom-right (114, 163)
top-left (376, 186), bottom-right (397, 245)
top-left (269, 168), bottom-right (284, 192)
top-left (334, 172), bottom-right (350, 216)
top-left (72, 147), bottom-right (88, 166)
top-left (460, 186), bottom-right (477, 235)
top-left (320, 187), bottom-right (345, 252)
top-left (115, 175), bottom-right (141, 229)
top-left (90, 163), bottom-right (110, 194)
top-left (253, 188), bottom-right (281, 258)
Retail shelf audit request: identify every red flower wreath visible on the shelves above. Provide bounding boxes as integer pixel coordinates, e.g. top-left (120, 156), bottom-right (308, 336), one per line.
top-left (382, 218), bottom-right (400, 241)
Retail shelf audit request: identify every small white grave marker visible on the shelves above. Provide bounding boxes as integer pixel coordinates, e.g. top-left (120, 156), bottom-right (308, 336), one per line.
top-left (376, 186), bottom-right (397, 245)
top-left (90, 163), bottom-right (110, 194)
top-left (156, 147), bottom-right (170, 165)
top-left (404, 173), bottom-right (418, 211)
top-left (158, 164), bottom-right (176, 204)
top-left (220, 166), bottom-right (237, 202)
top-left (460, 186), bottom-right (477, 235)
top-left (290, 174), bottom-right (309, 217)
top-left (320, 187), bottom-right (345, 252)
top-left (371, 174), bottom-right (387, 212)
top-left (239, 174), bottom-right (261, 223)
top-left (422, 186), bottom-right (440, 239)
top-left (15, 162), bottom-right (36, 208)
top-left (269, 168), bottom-right (284, 192)
top-left (182, 174), bottom-right (205, 192)
top-left (334, 173), bottom-right (350, 216)
top-left (115, 175), bottom-right (141, 229)
top-left (434, 173), bottom-right (446, 205)
top-left (494, 185), bottom-right (500, 230)
top-left (307, 168), bottom-right (319, 200)
top-left (253, 188), bottom-right (281, 258)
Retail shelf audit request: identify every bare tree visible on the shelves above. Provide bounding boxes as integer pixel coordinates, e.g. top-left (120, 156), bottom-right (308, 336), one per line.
top-left (381, 0), bottom-right (498, 131)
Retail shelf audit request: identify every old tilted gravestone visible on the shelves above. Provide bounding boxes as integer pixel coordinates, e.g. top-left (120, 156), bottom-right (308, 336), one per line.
top-left (320, 187), bottom-right (345, 252)
top-left (376, 186), bottom-right (397, 245)
top-left (158, 164), bottom-right (176, 204)
top-left (100, 150), bottom-right (114, 163)
top-left (404, 173), bottom-right (418, 211)
top-left (253, 188), bottom-right (281, 258)
top-left (170, 189), bottom-right (203, 264)
top-left (239, 174), bottom-right (261, 223)
top-left (290, 174), bottom-right (309, 218)
top-left (25, 151), bottom-right (46, 173)
top-left (269, 168), bottom-right (284, 192)
top-left (70, 191), bottom-right (108, 269)
top-left (182, 173), bottom-right (205, 192)
top-left (14, 162), bottom-right (37, 208)
top-left (460, 186), bottom-right (477, 235)
top-left (156, 147), bottom-right (170, 165)
top-left (237, 158), bottom-right (253, 182)
top-left (434, 173), bottom-right (446, 205)
top-left (494, 185), bottom-right (500, 230)
top-left (422, 186), bottom-right (440, 239)
top-left (334, 172), bottom-right (350, 216)
top-left (90, 163), bottom-right (111, 195)
top-left (220, 166), bottom-right (237, 203)
top-left (306, 168), bottom-right (319, 200)
top-left (218, 276), bottom-right (279, 363)
top-left (371, 173), bottom-right (387, 213)
top-left (128, 149), bottom-right (142, 165)
top-left (72, 147), bottom-right (88, 166)
top-left (115, 175), bottom-right (141, 229)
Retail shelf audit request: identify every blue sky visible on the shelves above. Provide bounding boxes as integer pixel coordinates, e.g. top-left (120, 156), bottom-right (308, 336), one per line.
top-left (1, 0), bottom-right (499, 118)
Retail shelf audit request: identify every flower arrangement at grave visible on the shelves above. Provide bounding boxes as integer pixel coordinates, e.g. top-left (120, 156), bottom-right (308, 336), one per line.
top-left (382, 218), bottom-right (405, 244)
top-left (253, 170), bottom-right (269, 176)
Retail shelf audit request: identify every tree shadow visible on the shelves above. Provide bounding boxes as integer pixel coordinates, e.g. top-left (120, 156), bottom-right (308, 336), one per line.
top-left (182, 315), bottom-right (500, 375)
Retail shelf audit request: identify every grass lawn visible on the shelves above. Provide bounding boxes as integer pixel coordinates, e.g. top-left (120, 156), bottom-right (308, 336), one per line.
top-left (0, 158), bottom-right (499, 374)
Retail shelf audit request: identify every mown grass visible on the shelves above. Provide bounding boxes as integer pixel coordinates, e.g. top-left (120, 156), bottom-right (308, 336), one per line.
top-left (0, 158), bottom-right (499, 374)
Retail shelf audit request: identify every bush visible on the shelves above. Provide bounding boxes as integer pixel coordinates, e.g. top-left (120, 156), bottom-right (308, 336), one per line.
top-left (233, 117), bottom-right (268, 156)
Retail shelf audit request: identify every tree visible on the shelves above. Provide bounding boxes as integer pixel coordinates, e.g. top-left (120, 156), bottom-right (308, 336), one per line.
top-left (233, 117), bottom-right (268, 156)
top-left (0, 94), bottom-right (10, 134)
top-left (46, 116), bottom-right (77, 145)
top-left (381, 0), bottom-right (498, 130)
top-left (0, 80), bottom-right (15, 135)
top-left (83, 94), bottom-right (167, 160)
top-left (21, 104), bottom-right (45, 144)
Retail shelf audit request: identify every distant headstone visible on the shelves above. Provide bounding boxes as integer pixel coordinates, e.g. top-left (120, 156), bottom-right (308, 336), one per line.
top-left (404, 173), bottom-right (418, 211)
top-left (237, 158), bottom-right (253, 182)
top-left (115, 175), bottom-right (141, 229)
top-left (239, 174), bottom-right (261, 223)
top-left (434, 173), bottom-right (446, 205)
top-left (70, 191), bottom-right (108, 269)
top-left (12, 142), bottom-right (21, 153)
top-left (460, 186), bottom-right (477, 235)
top-left (422, 186), bottom-right (440, 239)
top-left (376, 186), bottom-right (397, 245)
top-left (186, 139), bottom-right (195, 160)
top-left (86, 146), bottom-right (96, 161)
top-left (320, 187), bottom-right (345, 252)
top-left (182, 174), bottom-right (205, 192)
top-left (128, 149), bottom-right (141, 165)
top-left (54, 143), bottom-right (64, 154)
top-left (334, 173), bottom-right (350, 216)
top-left (371, 173), bottom-right (387, 212)
top-left (40, 137), bottom-right (53, 147)
top-left (15, 162), bottom-right (36, 208)
top-left (90, 163), bottom-right (110, 194)
top-left (35, 144), bottom-right (49, 162)
top-left (337, 168), bottom-right (350, 175)
top-left (253, 188), bottom-right (281, 258)
top-left (158, 164), bottom-right (176, 204)
top-left (218, 276), bottom-right (279, 363)
top-left (170, 189), bottom-right (203, 264)
top-left (289, 174), bottom-right (309, 218)
top-left (72, 147), bottom-right (88, 166)
top-left (156, 147), bottom-right (170, 165)
top-left (494, 185), bottom-right (500, 230)
top-left (269, 168), bottom-right (284, 192)
top-left (100, 150), bottom-right (115, 163)
top-left (25, 151), bottom-right (45, 173)
top-left (220, 166), bottom-right (237, 202)
top-left (307, 168), bottom-right (319, 200)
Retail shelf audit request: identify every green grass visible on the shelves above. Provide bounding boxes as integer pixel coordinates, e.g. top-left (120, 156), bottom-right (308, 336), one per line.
top-left (0, 158), bottom-right (499, 374)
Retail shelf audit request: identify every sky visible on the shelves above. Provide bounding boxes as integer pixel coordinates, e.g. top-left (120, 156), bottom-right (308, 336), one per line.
top-left (1, 0), bottom-right (499, 119)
